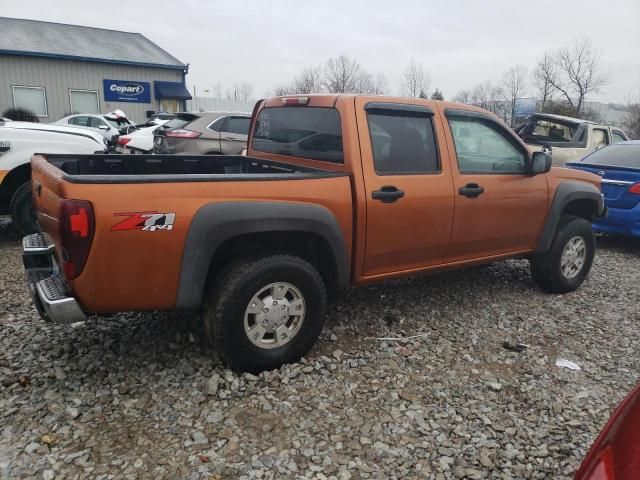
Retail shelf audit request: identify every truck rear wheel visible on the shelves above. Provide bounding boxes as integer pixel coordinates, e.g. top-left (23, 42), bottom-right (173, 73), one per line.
top-left (203, 255), bottom-right (327, 373)
top-left (530, 215), bottom-right (595, 293)
top-left (10, 181), bottom-right (40, 235)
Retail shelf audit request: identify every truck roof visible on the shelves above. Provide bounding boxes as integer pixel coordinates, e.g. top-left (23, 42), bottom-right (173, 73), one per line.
top-left (529, 113), bottom-right (598, 126)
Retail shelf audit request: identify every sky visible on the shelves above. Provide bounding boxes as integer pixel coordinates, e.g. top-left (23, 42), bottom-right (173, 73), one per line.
top-left (3, 0), bottom-right (639, 103)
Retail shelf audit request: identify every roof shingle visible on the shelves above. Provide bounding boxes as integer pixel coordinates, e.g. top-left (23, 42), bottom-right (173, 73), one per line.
top-left (0, 17), bottom-right (187, 69)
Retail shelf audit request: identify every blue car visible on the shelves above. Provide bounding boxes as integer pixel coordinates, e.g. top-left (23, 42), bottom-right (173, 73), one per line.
top-left (567, 141), bottom-right (640, 237)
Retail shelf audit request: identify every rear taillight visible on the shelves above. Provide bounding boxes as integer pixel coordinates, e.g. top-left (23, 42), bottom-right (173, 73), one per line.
top-left (628, 183), bottom-right (640, 195)
top-left (117, 137), bottom-right (131, 145)
top-left (165, 129), bottom-right (201, 138)
top-left (281, 97), bottom-right (310, 105)
top-left (59, 199), bottom-right (95, 280)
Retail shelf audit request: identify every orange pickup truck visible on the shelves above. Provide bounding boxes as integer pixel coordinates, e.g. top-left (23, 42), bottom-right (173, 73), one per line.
top-left (22, 95), bottom-right (604, 372)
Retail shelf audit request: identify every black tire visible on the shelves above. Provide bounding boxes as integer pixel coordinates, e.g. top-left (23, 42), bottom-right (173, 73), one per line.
top-left (9, 181), bottom-right (40, 235)
top-left (530, 215), bottom-right (595, 293)
top-left (203, 255), bottom-right (327, 373)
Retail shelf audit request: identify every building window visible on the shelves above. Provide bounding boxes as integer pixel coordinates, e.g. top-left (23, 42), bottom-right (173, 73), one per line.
top-left (69, 89), bottom-right (100, 114)
top-left (12, 86), bottom-right (47, 117)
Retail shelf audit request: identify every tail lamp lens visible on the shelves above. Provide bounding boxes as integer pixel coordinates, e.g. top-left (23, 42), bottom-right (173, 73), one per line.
top-left (628, 183), bottom-right (640, 195)
top-left (165, 129), bottom-right (201, 138)
top-left (59, 199), bottom-right (95, 280)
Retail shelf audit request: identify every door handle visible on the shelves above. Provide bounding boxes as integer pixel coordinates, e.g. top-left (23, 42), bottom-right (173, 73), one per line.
top-left (458, 183), bottom-right (484, 198)
top-left (223, 136), bottom-right (236, 140)
top-left (372, 186), bottom-right (404, 203)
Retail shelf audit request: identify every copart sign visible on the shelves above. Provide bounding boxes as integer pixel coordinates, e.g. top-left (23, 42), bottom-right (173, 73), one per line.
top-left (103, 79), bottom-right (151, 103)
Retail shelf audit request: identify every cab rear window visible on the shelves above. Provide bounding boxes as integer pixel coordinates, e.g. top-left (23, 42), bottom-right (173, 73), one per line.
top-left (251, 107), bottom-right (343, 163)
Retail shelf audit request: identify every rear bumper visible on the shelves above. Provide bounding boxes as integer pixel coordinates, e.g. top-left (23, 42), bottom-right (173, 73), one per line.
top-left (22, 233), bottom-right (86, 324)
top-left (593, 203), bottom-right (640, 237)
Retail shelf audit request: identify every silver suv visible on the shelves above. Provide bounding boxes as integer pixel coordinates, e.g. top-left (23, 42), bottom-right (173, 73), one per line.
top-left (153, 112), bottom-right (251, 155)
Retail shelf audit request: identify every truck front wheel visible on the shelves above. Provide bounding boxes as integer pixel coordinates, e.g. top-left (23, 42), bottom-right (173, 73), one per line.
top-left (203, 255), bottom-right (327, 373)
top-left (530, 215), bottom-right (595, 293)
top-left (10, 182), bottom-right (40, 235)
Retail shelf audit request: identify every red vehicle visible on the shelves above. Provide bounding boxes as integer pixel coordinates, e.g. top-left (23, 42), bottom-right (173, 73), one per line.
top-left (576, 383), bottom-right (640, 480)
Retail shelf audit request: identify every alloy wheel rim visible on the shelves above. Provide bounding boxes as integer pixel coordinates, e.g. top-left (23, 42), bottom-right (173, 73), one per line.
top-left (560, 236), bottom-right (587, 279)
top-left (243, 282), bottom-right (306, 349)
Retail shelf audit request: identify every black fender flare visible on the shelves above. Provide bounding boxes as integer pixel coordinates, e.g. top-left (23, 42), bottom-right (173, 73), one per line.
top-left (535, 181), bottom-right (604, 254)
top-left (175, 201), bottom-right (349, 310)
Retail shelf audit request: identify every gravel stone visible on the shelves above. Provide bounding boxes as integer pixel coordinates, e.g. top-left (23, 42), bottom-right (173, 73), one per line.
top-left (0, 220), bottom-right (638, 479)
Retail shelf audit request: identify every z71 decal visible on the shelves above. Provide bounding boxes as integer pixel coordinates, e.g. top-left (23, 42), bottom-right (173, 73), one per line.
top-left (111, 212), bottom-right (176, 232)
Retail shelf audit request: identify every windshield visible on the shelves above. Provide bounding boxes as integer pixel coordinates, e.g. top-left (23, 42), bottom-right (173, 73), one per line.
top-left (518, 117), bottom-right (580, 143)
top-left (251, 107), bottom-right (343, 163)
top-left (580, 143), bottom-right (640, 168)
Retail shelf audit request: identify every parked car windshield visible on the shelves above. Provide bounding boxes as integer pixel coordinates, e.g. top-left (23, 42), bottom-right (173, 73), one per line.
top-left (580, 143), bottom-right (640, 168)
top-left (518, 117), bottom-right (579, 143)
top-left (252, 107), bottom-right (343, 163)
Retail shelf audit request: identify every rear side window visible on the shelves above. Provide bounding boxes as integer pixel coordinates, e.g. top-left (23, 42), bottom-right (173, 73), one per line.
top-left (366, 109), bottom-right (439, 174)
top-left (225, 117), bottom-right (251, 135)
top-left (252, 107), bottom-right (343, 163)
top-left (69, 116), bottom-right (89, 126)
top-left (208, 116), bottom-right (226, 132)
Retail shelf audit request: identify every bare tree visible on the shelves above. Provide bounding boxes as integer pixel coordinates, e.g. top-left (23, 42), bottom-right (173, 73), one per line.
top-left (272, 84), bottom-right (296, 96)
top-left (533, 51), bottom-right (558, 112)
top-left (623, 102), bottom-right (640, 140)
top-left (549, 37), bottom-right (609, 116)
top-left (400, 59), bottom-right (430, 98)
top-left (293, 67), bottom-right (323, 94)
top-left (453, 90), bottom-right (471, 104)
top-left (323, 55), bottom-right (366, 93)
top-left (358, 72), bottom-right (388, 94)
top-left (469, 81), bottom-right (504, 115)
top-left (225, 83), bottom-right (254, 102)
top-left (503, 65), bottom-right (527, 126)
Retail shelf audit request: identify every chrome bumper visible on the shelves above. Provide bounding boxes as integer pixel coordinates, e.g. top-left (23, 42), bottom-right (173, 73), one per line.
top-left (22, 233), bottom-right (86, 324)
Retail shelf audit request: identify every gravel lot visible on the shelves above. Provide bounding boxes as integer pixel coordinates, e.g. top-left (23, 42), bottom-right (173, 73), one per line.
top-left (1, 218), bottom-right (638, 480)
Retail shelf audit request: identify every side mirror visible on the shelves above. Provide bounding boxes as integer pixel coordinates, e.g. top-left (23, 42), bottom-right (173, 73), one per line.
top-left (531, 151), bottom-right (552, 174)
top-left (98, 124), bottom-right (109, 130)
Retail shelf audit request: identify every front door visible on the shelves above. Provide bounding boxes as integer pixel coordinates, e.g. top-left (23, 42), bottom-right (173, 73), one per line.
top-left (161, 99), bottom-right (179, 113)
top-left (356, 98), bottom-right (455, 278)
top-left (442, 110), bottom-right (549, 262)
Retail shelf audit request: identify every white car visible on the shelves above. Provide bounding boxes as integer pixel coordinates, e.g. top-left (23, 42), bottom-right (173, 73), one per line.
top-left (0, 121), bottom-right (107, 234)
top-left (116, 120), bottom-right (169, 154)
top-left (54, 111), bottom-right (136, 143)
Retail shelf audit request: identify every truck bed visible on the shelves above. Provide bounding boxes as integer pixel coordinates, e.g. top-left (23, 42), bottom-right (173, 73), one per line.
top-left (45, 154), bottom-right (344, 183)
top-left (30, 153), bottom-right (354, 313)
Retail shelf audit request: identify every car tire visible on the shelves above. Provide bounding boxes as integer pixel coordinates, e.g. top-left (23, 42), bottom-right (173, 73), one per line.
top-left (530, 215), bottom-right (595, 294)
top-left (10, 181), bottom-right (40, 235)
top-left (203, 255), bottom-right (327, 373)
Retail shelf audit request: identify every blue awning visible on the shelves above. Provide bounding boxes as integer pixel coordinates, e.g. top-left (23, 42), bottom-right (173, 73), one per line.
top-left (154, 81), bottom-right (192, 100)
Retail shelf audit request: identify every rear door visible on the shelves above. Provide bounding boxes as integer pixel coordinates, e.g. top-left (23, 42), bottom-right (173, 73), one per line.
top-left (442, 109), bottom-right (549, 262)
top-left (356, 99), bottom-right (455, 277)
top-left (220, 116), bottom-right (251, 154)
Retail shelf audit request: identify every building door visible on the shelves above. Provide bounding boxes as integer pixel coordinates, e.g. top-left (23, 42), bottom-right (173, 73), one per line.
top-left (161, 99), bottom-right (179, 113)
